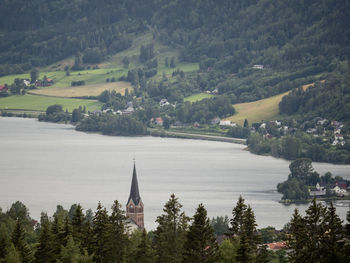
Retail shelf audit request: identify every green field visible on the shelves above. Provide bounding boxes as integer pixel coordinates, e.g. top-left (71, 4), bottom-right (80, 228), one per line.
top-left (226, 92), bottom-right (288, 126)
top-left (0, 33), bottom-right (199, 112)
top-left (0, 95), bottom-right (102, 112)
top-left (184, 93), bottom-right (214, 103)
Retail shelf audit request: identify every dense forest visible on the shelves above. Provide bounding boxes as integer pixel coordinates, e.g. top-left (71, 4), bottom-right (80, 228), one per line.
top-left (1, 195), bottom-right (350, 262)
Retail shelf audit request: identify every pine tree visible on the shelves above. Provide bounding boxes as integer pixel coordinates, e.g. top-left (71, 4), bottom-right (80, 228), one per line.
top-left (35, 213), bottom-right (56, 263)
top-left (11, 218), bottom-right (33, 263)
top-left (287, 209), bottom-right (306, 263)
top-left (155, 194), bottom-right (189, 263)
top-left (230, 197), bottom-right (259, 263)
top-left (321, 202), bottom-right (344, 262)
top-left (0, 224), bottom-right (9, 261)
top-left (92, 202), bottom-right (109, 263)
top-left (105, 200), bottom-right (128, 262)
top-left (4, 243), bottom-right (21, 263)
top-left (183, 203), bottom-right (221, 263)
top-left (71, 204), bottom-right (84, 245)
top-left (304, 199), bottom-right (326, 262)
top-left (230, 195), bottom-right (247, 236)
top-left (135, 229), bottom-right (155, 263)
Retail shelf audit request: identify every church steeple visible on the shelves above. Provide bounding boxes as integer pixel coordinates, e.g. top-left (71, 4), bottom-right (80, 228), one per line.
top-left (126, 161), bottom-right (144, 229)
top-left (128, 162), bottom-right (141, 205)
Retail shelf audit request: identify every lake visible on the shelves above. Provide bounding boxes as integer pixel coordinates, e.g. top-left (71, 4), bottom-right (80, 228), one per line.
top-left (0, 117), bottom-right (349, 230)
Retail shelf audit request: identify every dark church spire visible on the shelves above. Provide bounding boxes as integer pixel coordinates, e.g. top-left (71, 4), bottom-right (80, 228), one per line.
top-left (127, 161), bottom-right (141, 205)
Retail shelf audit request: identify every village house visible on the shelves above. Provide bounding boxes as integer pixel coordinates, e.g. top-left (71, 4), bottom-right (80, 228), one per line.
top-left (159, 99), bottom-right (170, 107)
top-left (265, 241), bottom-right (287, 251)
top-left (252, 64), bottom-right (264, 69)
top-left (0, 85), bottom-right (8, 92)
top-left (151, 117), bottom-right (163, 126)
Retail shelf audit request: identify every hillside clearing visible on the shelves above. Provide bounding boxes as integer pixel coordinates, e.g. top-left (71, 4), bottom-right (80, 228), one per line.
top-left (0, 94), bottom-right (102, 112)
top-left (227, 82), bottom-right (319, 125)
top-left (184, 93), bottom-right (214, 103)
top-left (30, 81), bottom-right (131, 97)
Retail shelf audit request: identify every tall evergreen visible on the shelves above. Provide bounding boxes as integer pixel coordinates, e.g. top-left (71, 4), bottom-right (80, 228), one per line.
top-left (105, 200), bottom-right (128, 262)
top-left (135, 229), bottom-right (155, 263)
top-left (11, 218), bottom-right (33, 263)
top-left (154, 194), bottom-right (189, 263)
top-left (71, 204), bottom-right (84, 245)
top-left (230, 197), bottom-right (259, 263)
top-left (230, 196), bottom-right (247, 236)
top-left (35, 213), bottom-right (56, 263)
top-left (92, 202), bottom-right (109, 263)
top-left (183, 203), bottom-right (221, 263)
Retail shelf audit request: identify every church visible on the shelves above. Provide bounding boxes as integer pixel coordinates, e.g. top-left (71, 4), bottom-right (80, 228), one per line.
top-left (126, 162), bottom-right (144, 229)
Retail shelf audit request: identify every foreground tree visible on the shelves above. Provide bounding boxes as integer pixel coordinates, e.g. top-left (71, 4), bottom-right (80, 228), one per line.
top-left (135, 229), bottom-right (155, 263)
top-left (105, 200), bottom-right (128, 262)
top-left (230, 196), bottom-right (259, 263)
top-left (154, 194), bottom-right (189, 263)
top-left (11, 219), bottom-right (33, 263)
top-left (183, 203), bottom-right (221, 263)
top-left (287, 199), bottom-right (348, 263)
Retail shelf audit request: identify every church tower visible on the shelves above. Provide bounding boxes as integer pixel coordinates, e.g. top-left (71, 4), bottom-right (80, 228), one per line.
top-left (126, 162), bottom-right (144, 229)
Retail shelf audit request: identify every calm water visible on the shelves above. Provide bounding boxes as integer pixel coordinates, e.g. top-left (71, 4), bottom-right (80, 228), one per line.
top-left (0, 117), bottom-right (349, 230)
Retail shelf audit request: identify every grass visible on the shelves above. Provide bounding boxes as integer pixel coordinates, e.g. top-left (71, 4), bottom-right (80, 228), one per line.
top-left (226, 92), bottom-right (287, 126)
top-left (30, 81), bottom-right (132, 97)
top-left (184, 93), bottom-right (214, 103)
top-left (226, 82), bottom-right (319, 126)
top-left (0, 94), bottom-right (102, 112)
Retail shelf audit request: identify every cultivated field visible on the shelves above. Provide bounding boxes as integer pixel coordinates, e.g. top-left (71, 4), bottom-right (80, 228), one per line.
top-left (0, 95), bottom-right (102, 112)
top-left (226, 92), bottom-right (288, 126)
top-left (30, 82), bottom-right (132, 97)
top-left (184, 93), bottom-right (214, 103)
top-left (226, 82), bottom-right (319, 125)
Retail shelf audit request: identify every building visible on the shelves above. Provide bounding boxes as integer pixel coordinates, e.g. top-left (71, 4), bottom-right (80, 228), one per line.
top-left (126, 162), bottom-right (144, 229)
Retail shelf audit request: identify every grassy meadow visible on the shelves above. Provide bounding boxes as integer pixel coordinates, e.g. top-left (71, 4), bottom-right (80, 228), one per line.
top-left (184, 93), bottom-right (215, 103)
top-left (30, 82), bottom-right (131, 97)
top-left (226, 92), bottom-right (288, 126)
top-left (0, 95), bottom-right (102, 112)
top-left (0, 33), bottom-right (199, 112)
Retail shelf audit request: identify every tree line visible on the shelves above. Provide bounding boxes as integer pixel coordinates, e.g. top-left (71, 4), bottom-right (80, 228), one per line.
top-left (1, 194), bottom-right (350, 263)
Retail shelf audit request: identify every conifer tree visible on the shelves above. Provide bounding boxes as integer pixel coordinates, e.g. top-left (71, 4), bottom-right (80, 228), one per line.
top-left (287, 209), bottom-right (306, 263)
top-left (11, 218), bottom-right (33, 263)
top-left (71, 204), bottom-right (84, 245)
top-left (183, 203), bottom-right (221, 263)
top-left (35, 213), bottom-right (56, 262)
top-left (92, 202), bottom-right (109, 263)
top-left (106, 200), bottom-right (128, 262)
top-left (230, 196), bottom-right (247, 236)
top-left (230, 197), bottom-right (259, 263)
top-left (0, 223), bottom-right (9, 261)
top-left (4, 243), bottom-right (21, 263)
top-left (155, 194), bottom-right (189, 263)
top-left (62, 215), bottom-right (72, 246)
top-left (135, 229), bottom-right (155, 263)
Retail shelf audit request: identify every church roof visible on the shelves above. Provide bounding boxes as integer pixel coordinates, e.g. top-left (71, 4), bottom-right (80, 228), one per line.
top-left (127, 162), bottom-right (141, 205)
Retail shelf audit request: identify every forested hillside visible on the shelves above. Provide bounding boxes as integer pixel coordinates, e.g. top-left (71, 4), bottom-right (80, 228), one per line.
top-left (0, 0), bottom-right (349, 77)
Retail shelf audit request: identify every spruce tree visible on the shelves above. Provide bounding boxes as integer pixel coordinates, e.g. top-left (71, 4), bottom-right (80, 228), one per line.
top-left (135, 229), bottom-right (155, 263)
top-left (321, 203), bottom-right (344, 262)
top-left (4, 243), bottom-right (21, 263)
top-left (183, 203), bottom-right (221, 263)
top-left (92, 202), bottom-right (109, 263)
top-left (11, 218), bottom-right (33, 263)
top-left (230, 195), bottom-right (247, 236)
top-left (71, 204), bottom-right (84, 245)
top-left (155, 194), bottom-right (189, 263)
top-left (287, 209), bottom-right (306, 263)
top-left (105, 200), bottom-right (128, 262)
top-left (35, 213), bottom-right (56, 263)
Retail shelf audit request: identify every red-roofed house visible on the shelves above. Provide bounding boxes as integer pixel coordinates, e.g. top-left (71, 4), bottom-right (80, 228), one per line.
top-left (266, 241), bottom-right (287, 251)
top-left (0, 85), bottom-right (8, 92)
